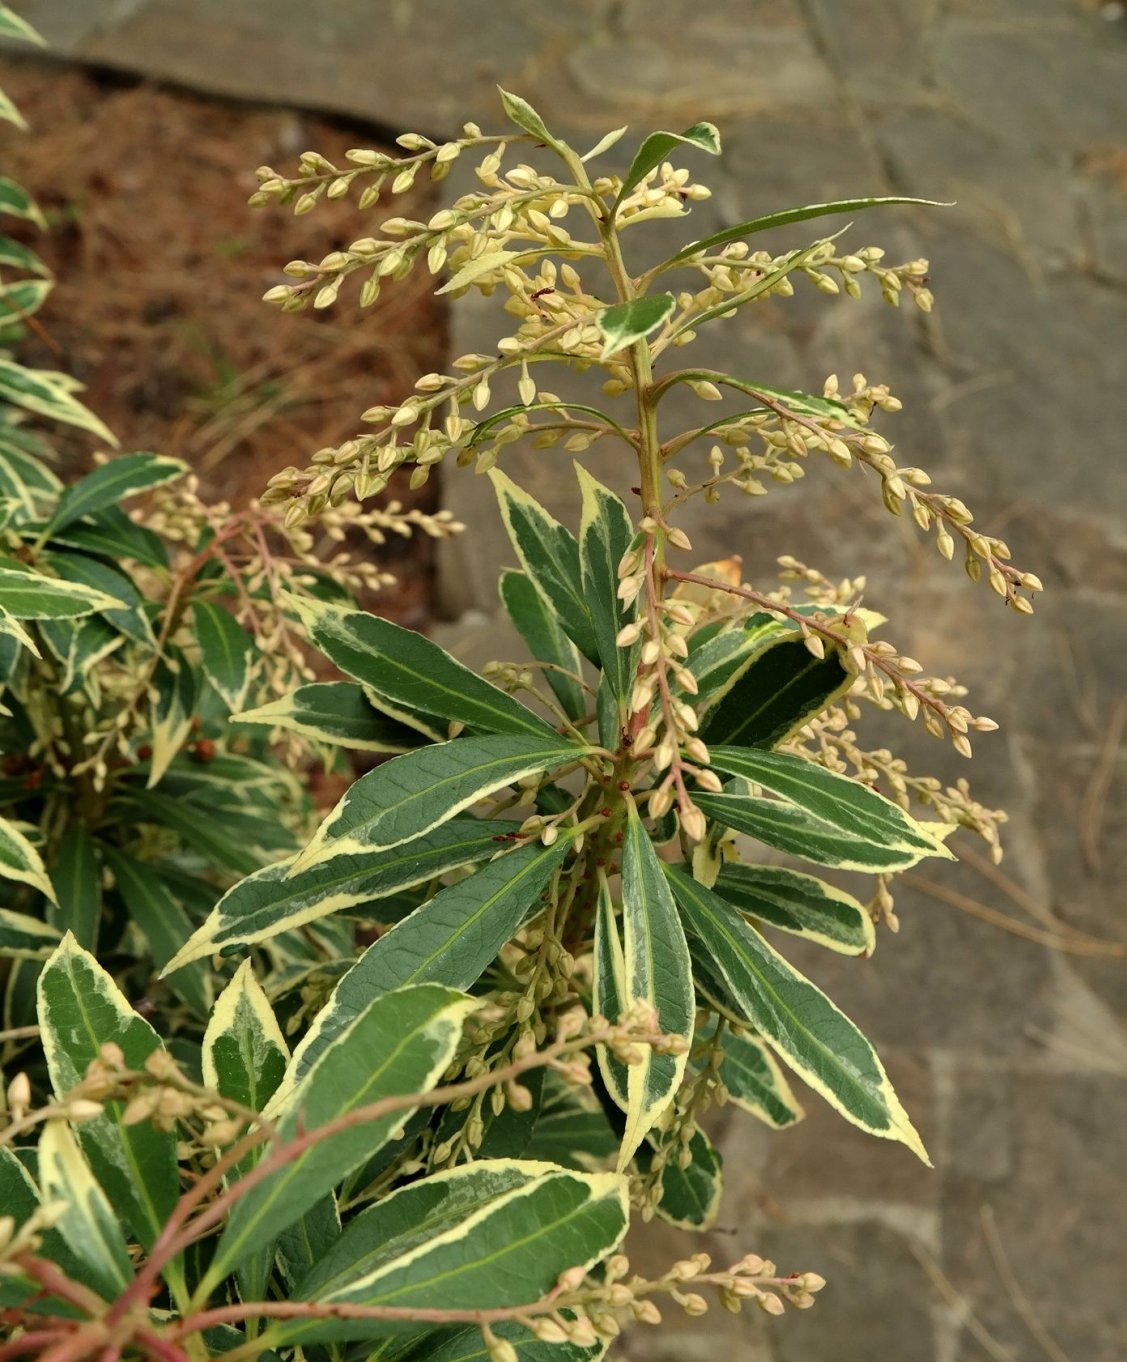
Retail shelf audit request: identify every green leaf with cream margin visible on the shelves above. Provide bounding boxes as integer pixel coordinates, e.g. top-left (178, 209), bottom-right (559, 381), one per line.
top-left (37, 1119), bottom-right (133, 1303)
top-left (166, 817), bottom-right (517, 970)
top-left (36, 935), bottom-right (184, 1293)
top-left (0, 906), bottom-right (61, 959)
top-left (576, 464), bottom-right (637, 725)
top-left (269, 834), bottom-right (573, 1101)
top-left (499, 570), bottom-right (586, 723)
top-left (291, 733), bottom-right (590, 873)
top-left (691, 1017), bottom-right (804, 1130)
top-left (289, 595), bottom-right (559, 741)
top-left (46, 452), bottom-right (186, 533)
top-left (498, 87), bottom-right (570, 157)
top-left (700, 745), bottom-right (954, 873)
top-left (0, 814), bottom-right (55, 900)
top-left (715, 862), bottom-right (875, 956)
top-left (279, 1160), bottom-right (628, 1345)
top-left (595, 292), bottom-right (675, 359)
top-left (203, 961), bottom-right (289, 1303)
top-left (234, 680), bottom-right (424, 753)
top-left (489, 469), bottom-right (598, 663)
top-left (611, 121), bottom-right (720, 218)
top-left (205, 983), bottom-right (476, 1286)
top-left (667, 867), bottom-right (928, 1162)
top-left (193, 599), bottom-right (254, 711)
top-left (614, 808), bottom-right (694, 1168)
top-left (0, 565), bottom-right (125, 622)
top-left (203, 960), bottom-right (289, 1114)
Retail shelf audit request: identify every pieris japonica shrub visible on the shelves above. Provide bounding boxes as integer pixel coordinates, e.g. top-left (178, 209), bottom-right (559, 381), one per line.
top-left (1, 69), bottom-right (1040, 1362)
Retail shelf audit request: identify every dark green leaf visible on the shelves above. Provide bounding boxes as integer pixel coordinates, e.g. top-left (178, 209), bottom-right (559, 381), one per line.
top-left (489, 469), bottom-right (598, 662)
top-left (612, 122), bottom-right (721, 216)
top-left (292, 734), bottom-right (589, 871)
top-left (499, 570), bottom-right (586, 723)
top-left (277, 834), bottom-right (572, 1092)
top-left (699, 635), bottom-right (851, 748)
top-left (234, 680), bottom-right (425, 752)
top-left (666, 195), bottom-right (950, 265)
top-left (701, 746), bottom-right (953, 872)
top-left (103, 847), bottom-right (212, 1017)
top-left (715, 862), bottom-right (874, 955)
top-left (193, 600), bottom-right (254, 710)
top-left (595, 292), bottom-right (675, 358)
top-left (576, 465), bottom-right (637, 728)
top-left (666, 867), bottom-right (928, 1161)
top-left (46, 823), bottom-right (100, 949)
top-left (48, 453), bottom-right (185, 533)
top-left (36, 935), bottom-right (182, 1264)
top-left (38, 1119), bottom-right (133, 1301)
top-left (206, 983), bottom-right (475, 1285)
top-left (691, 1017), bottom-right (803, 1129)
top-left (614, 808), bottom-right (694, 1164)
top-left (0, 906), bottom-right (61, 959)
top-left (165, 817), bottom-right (520, 970)
top-left (294, 597), bottom-right (560, 741)
top-left (283, 1162), bottom-right (628, 1344)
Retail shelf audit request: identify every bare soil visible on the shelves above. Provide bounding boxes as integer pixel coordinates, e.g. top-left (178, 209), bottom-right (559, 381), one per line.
top-left (1, 57), bottom-right (447, 625)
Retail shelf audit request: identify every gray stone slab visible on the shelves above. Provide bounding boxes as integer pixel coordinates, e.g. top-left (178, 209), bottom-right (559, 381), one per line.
top-left (934, 25), bottom-right (1127, 158)
top-left (942, 1067), bottom-right (1127, 1362)
top-left (758, 1222), bottom-right (938, 1362)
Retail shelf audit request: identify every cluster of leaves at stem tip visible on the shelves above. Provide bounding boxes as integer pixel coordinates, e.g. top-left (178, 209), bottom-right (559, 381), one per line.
top-left (0, 50), bottom-right (1043, 1362)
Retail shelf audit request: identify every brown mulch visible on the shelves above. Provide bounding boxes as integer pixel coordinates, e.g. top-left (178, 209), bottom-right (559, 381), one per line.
top-left (1, 57), bottom-right (447, 626)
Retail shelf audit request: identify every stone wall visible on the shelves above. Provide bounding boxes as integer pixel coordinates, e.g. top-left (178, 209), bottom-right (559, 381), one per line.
top-left (10, 2), bottom-right (1127, 1356)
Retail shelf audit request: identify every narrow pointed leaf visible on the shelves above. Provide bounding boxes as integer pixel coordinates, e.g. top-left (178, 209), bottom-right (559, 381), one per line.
top-left (44, 823), bottom-right (99, 949)
top-left (612, 122), bottom-right (721, 216)
top-left (0, 565), bottom-right (124, 620)
top-left (281, 1161), bottom-right (628, 1344)
top-left (166, 817), bottom-right (516, 970)
top-left (616, 808), bottom-right (694, 1166)
top-left (0, 5), bottom-right (46, 43)
top-left (595, 292), bottom-right (675, 358)
top-left (576, 465), bottom-right (637, 727)
top-left (0, 814), bottom-right (54, 900)
top-left (593, 877), bottom-right (629, 1111)
top-left (699, 636), bottom-right (852, 748)
top-left (0, 1146), bottom-right (87, 1311)
top-left (203, 961), bottom-right (289, 1302)
top-left (667, 195), bottom-right (950, 265)
top-left (0, 177), bottom-right (45, 227)
top-left (293, 596), bottom-right (559, 740)
top-left (0, 906), bottom-right (60, 959)
top-left (103, 847), bottom-right (212, 1016)
top-left (193, 599), bottom-right (254, 710)
top-left (667, 867), bottom-right (928, 1161)
top-left (47, 453), bottom-right (185, 533)
top-left (234, 681), bottom-right (424, 752)
top-left (650, 1126), bottom-right (722, 1229)
top-left (702, 745), bottom-right (953, 871)
top-left (292, 734), bottom-right (588, 871)
top-left (208, 983), bottom-right (475, 1283)
top-left (38, 1120), bottom-right (133, 1301)
top-left (36, 935), bottom-right (181, 1253)
top-left (436, 248), bottom-right (520, 295)
top-left (203, 960), bottom-right (288, 1111)
top-left (716, 863), bottom-right (874, 955)
top-left (498, 87), bottom-right (569, 155)
top-left (489, 469), bottom-right (598, 662)
top-left (45, 550), bottom-right (153, 646)
top-left (499, 570), bottom-right (586, 723)
top-left (691, 1017), bottom-right (804, 1129)
top-left (274, 835), bottom-right (571, 1099)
